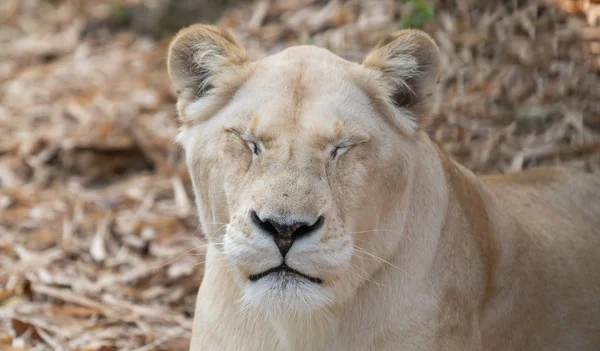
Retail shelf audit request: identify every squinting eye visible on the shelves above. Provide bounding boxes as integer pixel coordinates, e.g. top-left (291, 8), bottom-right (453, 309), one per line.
top-left (331, 146), bottom-right (347, 159)
top-left (247, 141), bottom-right (261, 156)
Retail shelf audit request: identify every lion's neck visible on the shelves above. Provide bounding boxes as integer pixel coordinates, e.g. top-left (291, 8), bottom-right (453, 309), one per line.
top-left (375, 133), bottom-right (509, 318)
top-left (379, 134), bottom-right (454, 283)
top-left (399, 134), bottom-right (510, 327)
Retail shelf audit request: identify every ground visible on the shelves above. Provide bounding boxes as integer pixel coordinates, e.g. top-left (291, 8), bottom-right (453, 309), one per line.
top-left (0, 0), bottom-right (599, 350)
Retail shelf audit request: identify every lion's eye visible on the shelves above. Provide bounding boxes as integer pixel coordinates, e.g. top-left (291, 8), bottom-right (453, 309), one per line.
top-left (247, 141), bottom-right (261, 156)
top-left (331, 146), bottom-right (348, 159)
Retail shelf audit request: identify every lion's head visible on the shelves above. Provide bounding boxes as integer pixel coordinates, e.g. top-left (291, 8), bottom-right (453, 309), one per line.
top-left (167, 25), bottom-right (440, 316)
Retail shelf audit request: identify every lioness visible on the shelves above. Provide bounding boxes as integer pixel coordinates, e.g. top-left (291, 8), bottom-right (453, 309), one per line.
top-left (167, 24), bottom-right (600, 351)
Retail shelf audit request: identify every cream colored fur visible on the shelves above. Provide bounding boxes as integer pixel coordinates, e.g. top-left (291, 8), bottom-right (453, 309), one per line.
top-left (167, 24), bottom-right (600, 351)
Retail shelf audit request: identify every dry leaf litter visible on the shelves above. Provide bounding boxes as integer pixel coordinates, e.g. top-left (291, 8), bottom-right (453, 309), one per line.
top-left (1, 0), bottom-right (599, 350)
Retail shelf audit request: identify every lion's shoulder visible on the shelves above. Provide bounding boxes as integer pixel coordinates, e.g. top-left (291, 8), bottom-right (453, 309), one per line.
top-left (481, 166), bottom-right (600, 197)
top-left (481, 166), bottom-right (600, 242)
top-left (481, 166), bottom-right (569, 186)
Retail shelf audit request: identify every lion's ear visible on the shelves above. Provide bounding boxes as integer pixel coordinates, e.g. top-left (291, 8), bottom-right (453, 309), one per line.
top-left (362, 29), bottom-right (440, 128)
top-left (167, 24), bottom-right (249, 120)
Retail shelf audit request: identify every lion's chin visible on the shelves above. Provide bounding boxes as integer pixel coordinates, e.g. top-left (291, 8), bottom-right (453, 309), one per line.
top-left (241, 273), bottom-right (334, 315)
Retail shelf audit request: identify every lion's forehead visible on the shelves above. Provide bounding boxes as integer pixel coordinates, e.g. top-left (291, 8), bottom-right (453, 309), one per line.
top-left (229, 54), bottom-right (375, 135)
top-left (249, 48), bottom-right (356, 93)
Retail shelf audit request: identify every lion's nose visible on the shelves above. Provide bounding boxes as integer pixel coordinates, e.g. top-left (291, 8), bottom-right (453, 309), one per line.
top-left (250, 210), bottom-right (324, 257)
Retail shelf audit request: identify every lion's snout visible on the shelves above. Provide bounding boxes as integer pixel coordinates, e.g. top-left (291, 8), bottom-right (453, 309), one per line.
top-left (249, 209), bottom-right (325, 257)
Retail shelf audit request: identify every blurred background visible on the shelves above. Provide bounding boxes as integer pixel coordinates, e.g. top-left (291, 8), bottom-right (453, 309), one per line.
top-left (0, 0), bottom-right (599, 350)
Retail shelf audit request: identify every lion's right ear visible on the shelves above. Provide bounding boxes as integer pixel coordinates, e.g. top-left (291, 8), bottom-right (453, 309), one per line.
top-left (167, 24), bottom-right (249, 122)
top-left (362, 29), bottom-right (440, 131)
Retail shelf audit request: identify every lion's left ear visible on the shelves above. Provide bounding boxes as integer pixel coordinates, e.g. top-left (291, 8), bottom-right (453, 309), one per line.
top-left (362, 29), bottom-right (440, 129)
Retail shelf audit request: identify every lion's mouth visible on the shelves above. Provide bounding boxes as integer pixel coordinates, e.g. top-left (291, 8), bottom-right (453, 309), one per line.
top-left (248, 264), bottom-right (323, 284)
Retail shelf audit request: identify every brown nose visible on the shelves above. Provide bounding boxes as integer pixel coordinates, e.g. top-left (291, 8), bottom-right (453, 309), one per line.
top-left (250, 210), bottom-right (324, 257)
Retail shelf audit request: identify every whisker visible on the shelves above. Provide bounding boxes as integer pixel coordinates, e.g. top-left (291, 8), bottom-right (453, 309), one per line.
top-left (342, 264), bottom-right (386, 289)
top-left (150, 245), bottom-right (211, 270)
top-left (353, 246), bottom-right (412, 278)
top-left (186, 222), bottom-right (230, 243)
top-left (211, 224), bottom-right (229, 235)
top-left (193, 256), bottom-right (228, 268)
top-left (187, 227), bottom-right (208, 244)
top-left (355, 255), bottom-right (387, 289)
top-left (348, 228), bottom-right (397, 235)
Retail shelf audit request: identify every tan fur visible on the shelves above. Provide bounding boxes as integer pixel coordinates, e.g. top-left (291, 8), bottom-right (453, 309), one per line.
top-left (167, 25), bottom-right (600, 351)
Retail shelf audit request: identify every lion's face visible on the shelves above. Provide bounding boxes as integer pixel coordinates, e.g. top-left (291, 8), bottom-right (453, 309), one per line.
top-left (168, 25), bottom-right (439, 315)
